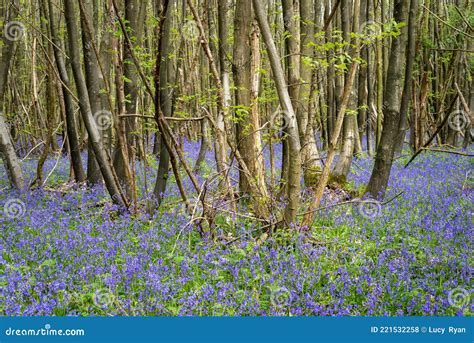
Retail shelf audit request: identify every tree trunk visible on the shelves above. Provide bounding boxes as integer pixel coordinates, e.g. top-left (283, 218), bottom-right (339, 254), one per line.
top-left (36, 0), bottom-right (55, 186)
top-left (394, 0), bottom-right (417, 156)
top-left (375, 1), bottom-right (384, 148)
top-left (63, 0), bottom-right (126, 207)
top-left (48, 0), bottom-right (86, 183)
top-left (300, 0), bottom-right (322, 187)
top-left (280, 0), bottom-right (301, 194)
top-left (216, 0), bottom-right (230, 173)
top-left (365, 0), bottom-right (374, 155)
top-left (80, 0), bottom-right (102, 185)
top-left (113, 0), bottom-right (145, 183)
top-left (153, 0), bottom-right (175, 204)
top-left (366, 0), bottom-right (409, 199)
top-left (0, 0), bottom-right (24, 190)
top-left (194, 117), bottom-right (210, 172)
top-left (253, 0), bottom-right (301, 225)
top-left (233, 0), bottom-right (267, 202)
top-left (325, 0), bottom-right (335, 144)
top-left (333, 0), bottom-right (360, 181)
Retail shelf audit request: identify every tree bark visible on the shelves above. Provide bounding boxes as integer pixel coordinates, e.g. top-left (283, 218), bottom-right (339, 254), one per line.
top-left (113, 0), bottom-right (145, 184)
top-left (300, 0), bottom-right (322, 187)
top-left (80, 0), bottom-right (102, 185)
top-left (233, 0), bottom-right (267, 200)
top-left (394, 0), bottom-right (417, 156)
top-left (48, 0), bottom-right (86, 183)
top-left (333, 0), bottom-right (360, 181)
top-left (0, 0), bottom-right (24, 190)
top-left (253, 0), bottom-right (301, 225)
top-left (63, 0), bottom-right (126, 207)
top-left (366, 0), bottom-right (409, 199)
top-left (216, 0), bottom-right (230, 173)
top-left (154, 0), bottom-right (175, 204)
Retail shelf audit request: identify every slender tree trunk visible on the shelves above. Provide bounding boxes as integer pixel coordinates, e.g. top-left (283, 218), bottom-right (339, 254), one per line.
top-left (124, 0), bottom-right (144, 153)
top-left (113, 0), bottom-right (145, 184)
top-left (394, 0), bottom-right (417, 156)
top-left (63, 0), bottom-right (126, 207)
top-left (153, 0), bottom-right (175, 204)
top-left (216, 0), bottom-right (230, 173)
top-left (0, 0), bottom-right (24, 190)
top-left (36, 0), bottom-right (55, 186)
top-left (301, 55), bottom-right (360, 227)
top-left (99, 0), bottom-right (114, 151)
top-left (253, 0), bottom-right (301, 225)
top-left (194, 117), bottom-right (210, 172)
top-left (366, 0), bottom-right (409, 199)
top-left (300, 0), bottom-right (322, 187)
top-left (280, 0), bottom-right (300, 195)
top-left (233, 0), bottom-right (267, 200)
top-left (333, 0), bottom-right (360, 181)
top-left (366, 0), bottom-right (374, 155)
top-left (375, 1), bottom-right (384, 147)
top-left (358, 0), bottom-right (368, 151)
top-left (80, 0), bottom-right (102, 185)
top-left (0, 115), bottom-right (24, 189)
top-left (48, 0), bottom-right (86, 183)
top-left (325, 0), bottom-right (335, 143)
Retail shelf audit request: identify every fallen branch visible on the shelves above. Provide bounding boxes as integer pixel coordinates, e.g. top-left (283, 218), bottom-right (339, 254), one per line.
top-left (119, 114), bottom-right (207, 121)
top-left (298, 191), bottom-right (405, 217)
top-left (420, 147), bottom-right (474, 157)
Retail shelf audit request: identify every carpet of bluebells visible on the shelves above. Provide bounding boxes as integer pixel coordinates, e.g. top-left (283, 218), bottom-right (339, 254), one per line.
top-left (1, 141), bottom-right (472, 316)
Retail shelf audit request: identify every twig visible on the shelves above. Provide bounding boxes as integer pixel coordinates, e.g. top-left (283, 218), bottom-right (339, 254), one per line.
top-left (420, 147), bottom-right (474, 156)
top-left (119, 114), bottom-right (207, 121)
top-left (422, 5), bottom-right (474, 39)
top-left (21, 141), bottom-right (45, 161)
top-left (298, 191), bottom-right (405, 217)
top-left (42, 135), bottom-right (67, 186)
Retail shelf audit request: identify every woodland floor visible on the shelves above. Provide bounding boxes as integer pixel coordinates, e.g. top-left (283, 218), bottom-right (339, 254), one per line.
top-left (1, 142), bottom-right (472, 316)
